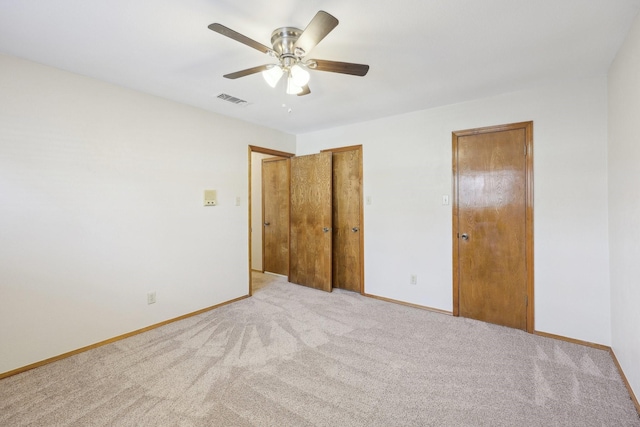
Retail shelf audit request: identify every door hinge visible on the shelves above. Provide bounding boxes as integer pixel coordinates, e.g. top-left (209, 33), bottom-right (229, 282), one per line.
top-left (524, 144), bottom-right (527, 157)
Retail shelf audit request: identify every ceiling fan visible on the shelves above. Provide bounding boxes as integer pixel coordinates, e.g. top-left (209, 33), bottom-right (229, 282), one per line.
top-left (208, 11), bottom-right (369, 96)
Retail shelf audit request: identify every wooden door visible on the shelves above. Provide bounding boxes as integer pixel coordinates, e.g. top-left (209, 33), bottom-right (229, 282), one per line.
top-left (453, 122), bottom-right (533, 331)
top-left (262, 157), bottom-right (289, 276)
top-left (290, 152), bottom-right (333, 292)
top-left (330, 148), bottom-right (362, 292)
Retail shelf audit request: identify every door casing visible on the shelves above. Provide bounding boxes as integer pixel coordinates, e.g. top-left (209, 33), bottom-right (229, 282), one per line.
top-left (248, 145), bottom-right (294, 296)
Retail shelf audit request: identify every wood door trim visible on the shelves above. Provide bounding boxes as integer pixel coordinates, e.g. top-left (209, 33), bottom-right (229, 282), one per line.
top-left (321, 144), bottom-right (362, 153)
top-left (248, 146), bottom-right (294, 296)
top-left (321, 145), bottom-right (365, 294)
top-left (249, 145), bottom-right (295, 158)
top-left (451, 121), bottom-right (534, 333)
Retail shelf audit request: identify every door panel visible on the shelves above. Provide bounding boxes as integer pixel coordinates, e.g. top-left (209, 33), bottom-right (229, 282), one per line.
top-left (290, 152), bottom-right (333, 292)
top-left (454, 123), bottom-right (532, 331)
top-left (332, 149), bottom-right (362, 292)
top-left (262, 158), bottom-right (289, 276)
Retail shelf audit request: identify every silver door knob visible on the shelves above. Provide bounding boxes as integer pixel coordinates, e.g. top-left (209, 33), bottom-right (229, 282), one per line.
top-left (323, 227), bottom-right (331, 233)
top-left (352, 227), bottom-right (360, 232)
top-left (461, 233), bottom-right (469, 240)
top-left (264, 222), bottom-right (270, 226)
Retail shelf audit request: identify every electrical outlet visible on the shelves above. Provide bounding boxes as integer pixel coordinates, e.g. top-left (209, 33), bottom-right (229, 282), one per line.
top-left (410, 274), bottom-right (417, 285)
top-left (147, 291), bottom-right (156, 305)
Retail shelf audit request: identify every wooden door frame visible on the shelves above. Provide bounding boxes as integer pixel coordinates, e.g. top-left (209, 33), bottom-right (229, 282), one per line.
top-left (248, 145), bottom-right (294, 296)
top-left (321, 145), bottom-right (365, 294)
top-left (451, 122), bottom-right (534, 333)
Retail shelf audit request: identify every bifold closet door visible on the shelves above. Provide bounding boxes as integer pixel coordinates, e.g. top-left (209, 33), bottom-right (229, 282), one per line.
top-left (289, 152), bottom-right (333, 292)
top-left (331, 149), bottom-right (362, 292)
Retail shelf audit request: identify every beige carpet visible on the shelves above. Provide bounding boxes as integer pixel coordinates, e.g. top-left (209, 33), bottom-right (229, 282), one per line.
top-left (1, 273), bottom-right (638, 426)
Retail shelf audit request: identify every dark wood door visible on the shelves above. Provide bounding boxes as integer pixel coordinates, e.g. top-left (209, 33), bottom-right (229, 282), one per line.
top-left (331, 148), bottom-right (362, 292)
top-left (453, 122), bottom-right (533, 331)
top-left (289, 152), bottom-right (333, 292)
top-left (262, 158), bottom-right (289, 276)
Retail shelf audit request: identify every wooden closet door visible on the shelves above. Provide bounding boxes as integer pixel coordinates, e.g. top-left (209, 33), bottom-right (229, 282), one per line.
top-left (262, 158), bottom-right (289, 276)
top-left (289, 152), bottom-right (333, 292)
top-left (331, 148), bottom-right (362, 292)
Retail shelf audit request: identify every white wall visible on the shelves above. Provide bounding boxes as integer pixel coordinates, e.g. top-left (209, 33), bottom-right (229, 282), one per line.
top-left (0, 50), bottom-right (618, 375)
top-left (0, 54), bottom-right (295, 374)
top-left (298, 77), bottom-right (611, 346)
top-left (608, 10), bottom-right (640, 402)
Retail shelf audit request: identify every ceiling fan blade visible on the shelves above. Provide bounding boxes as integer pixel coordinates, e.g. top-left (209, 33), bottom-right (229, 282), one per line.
top-left (297, 85), bottom-right (311, 96)
top-left (311, 59), bottom-right (370, 76)
top-left (223, 65), bottom-right (271, 79)
top-left (293, 11), bottom-right (339, 55)
top-left (208, 23), bottom-right (273, 55)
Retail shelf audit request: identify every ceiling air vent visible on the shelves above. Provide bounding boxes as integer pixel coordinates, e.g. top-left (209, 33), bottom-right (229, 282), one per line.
top-left (216, 93), bottom-right (248, 106)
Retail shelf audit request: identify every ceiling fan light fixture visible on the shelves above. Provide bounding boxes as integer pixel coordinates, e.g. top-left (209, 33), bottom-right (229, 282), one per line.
top-left (262, 65), bottom-right (283, 88)
top-left (290, 64), bottom-right (310, 86)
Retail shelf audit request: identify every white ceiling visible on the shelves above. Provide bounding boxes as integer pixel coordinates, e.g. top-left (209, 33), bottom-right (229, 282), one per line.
top-left (1, 0), bottom-right (639, 135)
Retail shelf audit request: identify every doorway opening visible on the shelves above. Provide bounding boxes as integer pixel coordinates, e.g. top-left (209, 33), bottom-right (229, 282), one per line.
top-left (248, 145), bottom-right (294, 296)
top-left (248, 145), bottom-right (364, 296)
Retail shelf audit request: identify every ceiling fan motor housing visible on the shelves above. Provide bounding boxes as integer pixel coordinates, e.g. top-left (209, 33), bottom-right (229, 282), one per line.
top-left (271, 27), bottom-right (304, 67)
